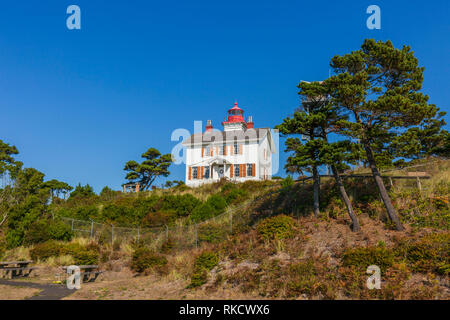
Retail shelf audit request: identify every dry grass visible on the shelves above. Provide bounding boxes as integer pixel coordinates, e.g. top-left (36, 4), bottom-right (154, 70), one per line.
top-left (0, 285), bottom-right (41, 300)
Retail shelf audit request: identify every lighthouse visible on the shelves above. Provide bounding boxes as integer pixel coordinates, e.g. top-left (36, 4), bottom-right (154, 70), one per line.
top-left (182, 102), bottom-right (275, 187)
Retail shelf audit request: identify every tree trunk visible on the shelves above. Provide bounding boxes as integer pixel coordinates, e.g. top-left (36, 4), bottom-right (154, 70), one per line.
top-left (331, 165), bottom-right (360, 232)
top-left (312, 165), bottom-right (320, 217)
top-left (363, 143), bottom-right (404, 231)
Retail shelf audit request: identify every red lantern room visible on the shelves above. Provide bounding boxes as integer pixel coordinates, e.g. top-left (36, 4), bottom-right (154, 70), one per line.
top-left (221, 102), bottom-right (254, 131)
top-left (222, 102), bottom-right (245, 124)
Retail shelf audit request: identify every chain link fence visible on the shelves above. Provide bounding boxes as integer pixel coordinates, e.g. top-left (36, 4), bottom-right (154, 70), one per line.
top-left (56, 188), bottom-right (278, 251)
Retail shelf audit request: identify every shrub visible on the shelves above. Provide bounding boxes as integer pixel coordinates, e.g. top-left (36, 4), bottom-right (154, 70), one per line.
top-left (24, 220), bottom-right (52, 245)
top-left (30, 241), bottom-right (62, 261)
top-left (257, 215), bottom-right (295, 240)
top-left (48, 221), bottom-right (73, 242)
top-left (194, 251), bottom-right (219, 271)
top-left (131, 247), bottom-right (167, 273)
top-left (198, 223), bottom-right (227, 243)
top-left (190, 203), bottom-right (215, 223)
top-left (342, 245), bottom-right (396, 273)
top-left (60, 243), bottom-right (99, 265)
top-left (24, 220), bottom-right (73, 245)
top-left (395, 233), bottom-right (449, 275)
top-left (188, 251), bottom-right (219, 288)
top-left (207, 194), bottom-right (227, 213)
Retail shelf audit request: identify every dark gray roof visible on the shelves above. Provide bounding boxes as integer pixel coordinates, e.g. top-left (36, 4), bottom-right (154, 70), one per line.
top-left (182, 128), bottom-right (270, 146)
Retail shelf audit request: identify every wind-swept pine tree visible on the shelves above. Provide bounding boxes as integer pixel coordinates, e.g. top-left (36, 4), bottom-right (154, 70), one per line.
top-left (276, 81), bottom-right (362, 231)
top-left (326, 39), bottom-right (439, 231)
top-left (124, 148), bottom-right (173, 191)
top-left (392, 109), bottom-right (449, 159)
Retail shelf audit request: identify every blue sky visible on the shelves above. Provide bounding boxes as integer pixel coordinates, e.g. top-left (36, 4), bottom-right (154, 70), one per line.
top-left (0, 0), bottom-right (449, 192)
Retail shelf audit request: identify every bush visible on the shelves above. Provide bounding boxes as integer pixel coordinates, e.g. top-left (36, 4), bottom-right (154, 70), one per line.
top-left (24, 220), bottom-right (52, 245)
top-left (396, 233), bottom-right (449, 275)
top-left (189, 251), bottom-right (219, 288)
top-left (342, 245), bottom-right (396, 273)
top-left (257, 215), bottom-right (295, 240)
top-left (24, 220), bottom-right (73, 246)
top-left (30, 241), bottom-right (62, 261)
top-left (131, 247), bottom-right (167, 273)
top-left (60, 243), bottom-right (99, 265)
top-left (48, 221), bottom-right (73, 242)
top-left (30, 241), bottom-right (98, 264)
top-left (190, 195), bottom-right (227, 223)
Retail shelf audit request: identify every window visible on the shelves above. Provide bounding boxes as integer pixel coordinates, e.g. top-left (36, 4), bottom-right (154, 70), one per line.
top-left (219, 145), bottom-right (226, 155)
top-left (234, 143), bottom-right (239, 155)
top-left (204, 145), bottom-right (210, 157)
top-left (204, 166), bottom-right (210, 179)
top-left (234, 164), bottom-right (240, 177)
top-left (247, 164), bottom-right (253, 177)
top-left (193, 167), bottom-right (198, 179)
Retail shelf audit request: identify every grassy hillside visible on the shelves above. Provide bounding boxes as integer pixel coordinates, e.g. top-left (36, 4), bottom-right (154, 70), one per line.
top-left (1, 158), bottom-right (449, 300)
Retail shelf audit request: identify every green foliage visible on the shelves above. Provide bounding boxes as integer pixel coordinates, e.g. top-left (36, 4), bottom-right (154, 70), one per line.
top-left (69, 184), bottom-right (96, 200)
top-left (131, 247), bottom-right (167, 273)
top-left (286, 260), bottom-right (318, 296)
top-left (342, 245), bottom-right (396, 273)
top-left (281, 176), bottom-right (294, 189)
top-left (395, 233), bottom-right (449, 275)
top-left (60, 243), bottom-right (99, 265)
top-left (189, 251), bottom-right (219, 288)
top-left (198, 223), bottom-right (227, 243)
top-left (190, 194), bottom-right (227, 223)
top-left (124, 147), bottom-right (173, 191)
top-left (257, 215), bottom-right (295, 240)
top-left (30, 241), bottom-right (98, 264)
top-left (23, 220), bottom-right (73, 245)
top-left (30, 241), bottom-right (62, 261)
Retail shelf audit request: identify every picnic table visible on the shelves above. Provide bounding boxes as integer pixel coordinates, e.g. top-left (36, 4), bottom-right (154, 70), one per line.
top-left (61, 265), bottom-right (103, 283)
top-left (0, 261), bottom-right (38, 279)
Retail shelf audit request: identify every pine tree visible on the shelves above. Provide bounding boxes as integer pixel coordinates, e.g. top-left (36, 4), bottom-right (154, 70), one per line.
top-left (326, 39), bottom-right (439, 231)
top-left (276, 81), bottom-right (362, 231)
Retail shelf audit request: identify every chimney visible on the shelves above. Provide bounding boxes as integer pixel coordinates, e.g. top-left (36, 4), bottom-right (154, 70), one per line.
top-left (206, 120), bottom-right (213, 131)
top-left (247, 116), bottom-right (254, 129)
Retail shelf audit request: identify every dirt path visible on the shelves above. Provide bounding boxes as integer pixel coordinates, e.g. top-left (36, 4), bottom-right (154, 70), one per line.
top-left (0, 279), bottom-right (74, 300)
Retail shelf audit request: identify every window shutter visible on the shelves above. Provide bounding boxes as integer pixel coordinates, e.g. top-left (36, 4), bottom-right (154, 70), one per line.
top-left (202, 147), bottom-right (204, 157)
top-left (252, 164), bottom-right (255, 177)
top-left (200, 166), bottom-right (203, 179)
top-left (242, 164), bottom-right (246, 177)
top-left (224, 145), bottom-right (227, 156)
top-left (188, 167), bottom-right (192, 180)
top-left (230, 164), bottom-right (233, 178)
top-left (210, 148), bottom-right (213, 156)
top-left (240, 144), bottom-right (243, 155)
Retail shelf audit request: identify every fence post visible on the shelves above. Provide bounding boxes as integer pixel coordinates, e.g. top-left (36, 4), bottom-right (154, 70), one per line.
top-left (71, 219), bottom-right (74, 232)
top-left (229, 210), bottom-right (233, 233)
top-left (111, 224), bottom-right (114, 246)
top-left (137, 226), bottom-right (140, 243)
top-left (165, 225), bottom-right (168, 241)
top-left (416, 177), bottom-right (422, 191)
top-left (90, 220), bottom-right (94, 239)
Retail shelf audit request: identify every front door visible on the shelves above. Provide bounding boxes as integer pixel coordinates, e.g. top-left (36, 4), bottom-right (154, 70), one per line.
top-left (217, 165), bottom-right (224, 178)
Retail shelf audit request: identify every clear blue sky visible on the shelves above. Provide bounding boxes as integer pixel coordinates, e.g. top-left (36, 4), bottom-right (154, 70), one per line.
top-left (1, 0), bottom-right (449, 192)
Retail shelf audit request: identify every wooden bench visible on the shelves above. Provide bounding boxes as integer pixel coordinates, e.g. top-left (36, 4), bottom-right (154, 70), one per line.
top-left (0, 261), bottom-right (38, 279)
top-left (62, 265), bottom-right (103, 283)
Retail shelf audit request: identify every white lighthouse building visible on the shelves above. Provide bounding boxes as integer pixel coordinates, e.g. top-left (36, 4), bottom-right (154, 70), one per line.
top-left (182, 103), bottom-right (276, 187)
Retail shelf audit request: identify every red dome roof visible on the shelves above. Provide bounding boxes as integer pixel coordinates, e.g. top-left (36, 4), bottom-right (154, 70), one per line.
top-left (223, 102), bottom-right (245, 125)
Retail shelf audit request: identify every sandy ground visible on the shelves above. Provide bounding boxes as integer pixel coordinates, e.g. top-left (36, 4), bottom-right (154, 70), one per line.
top-left (0, 284), bottom-right (41, 300)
